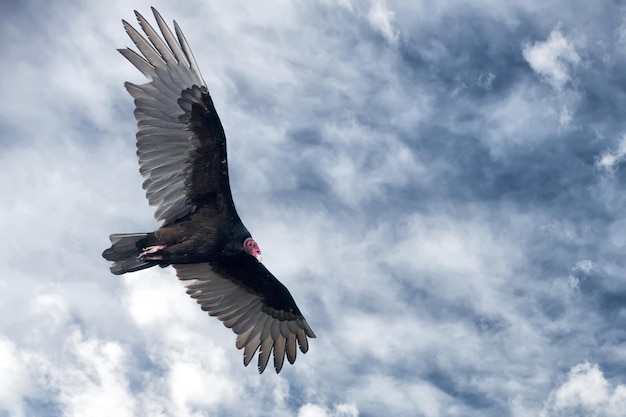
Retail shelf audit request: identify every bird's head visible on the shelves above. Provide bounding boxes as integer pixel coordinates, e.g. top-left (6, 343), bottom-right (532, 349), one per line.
top-left (243, 238), bottom-right (262, 262)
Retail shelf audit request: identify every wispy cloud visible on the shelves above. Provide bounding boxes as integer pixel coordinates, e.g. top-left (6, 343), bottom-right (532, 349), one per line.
top-left (523, 29), bottom-right (581, 90)
top-left (596, 133), bottom-right (626, 173)
top-left (367, 0), bottom-right (399, 46)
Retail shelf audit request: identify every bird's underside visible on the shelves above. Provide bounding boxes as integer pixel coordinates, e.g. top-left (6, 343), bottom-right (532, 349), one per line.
top-left (102, 7), bottom-right (315, 374)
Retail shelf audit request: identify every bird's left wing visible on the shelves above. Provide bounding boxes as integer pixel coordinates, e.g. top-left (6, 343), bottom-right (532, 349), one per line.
top-left (119, 8), bottom-right (235, 226)
top-left (175, 258), bottom-right (316, 373)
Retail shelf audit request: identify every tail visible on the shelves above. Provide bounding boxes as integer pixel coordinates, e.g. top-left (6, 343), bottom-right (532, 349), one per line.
top-left (102, 233), bottom-right (158, 275)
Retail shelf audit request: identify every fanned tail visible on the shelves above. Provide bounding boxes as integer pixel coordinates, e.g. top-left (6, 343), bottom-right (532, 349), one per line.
top-left (102, 233), bottom-right (157, 275)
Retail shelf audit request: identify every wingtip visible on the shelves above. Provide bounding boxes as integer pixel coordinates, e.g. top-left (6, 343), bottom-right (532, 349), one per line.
top-left (134, 10), bottom-right (148, 26)
top-left (151, 6), bottom-right (163, 21)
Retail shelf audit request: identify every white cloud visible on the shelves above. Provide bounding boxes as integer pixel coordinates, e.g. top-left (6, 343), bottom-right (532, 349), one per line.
top-left (596, 133), bottom-right (626, 173)
top-left (55, 330), bottom-right (136, 417)
top-left (318, 121), bottom-right (431, 205)
top-left (523, 29), bottom-right (581, 90)
top-left (568, 259), bottom-right (595, 289)
top-left (0, 337), bottom-right (34, 417)
top-left (451, 82), bottom-right (566, 155)
top-left (167, 359), bottom-right (237, 416)
top-left (368, 0), bottom-right (399, 45)
top-left (0, 331), bottom-right (136, 417)
top-left (541, 362), bottom-right (626, 417)
top-left (121, 269), bottom-right (200, 328)
top-left (349, 374), bottom-right (457, 417)
top-left (297, 403), bottom-right (359, 417)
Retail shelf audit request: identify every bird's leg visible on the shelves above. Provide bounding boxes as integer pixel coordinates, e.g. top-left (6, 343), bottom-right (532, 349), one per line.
top-left (139, 244), bottom-right (167, 261)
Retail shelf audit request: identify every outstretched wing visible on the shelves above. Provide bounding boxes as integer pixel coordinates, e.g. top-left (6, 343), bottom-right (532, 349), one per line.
top-left (119, 8), bottom-right (235, 226)
top-left (175, 257), bottom-right (316, 373)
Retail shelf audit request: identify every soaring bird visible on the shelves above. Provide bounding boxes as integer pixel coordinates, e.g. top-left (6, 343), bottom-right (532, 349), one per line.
top-left (103, 8), bottom-right (315, 374)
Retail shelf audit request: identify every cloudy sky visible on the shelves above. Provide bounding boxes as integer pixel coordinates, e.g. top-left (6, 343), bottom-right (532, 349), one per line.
top-left (2, 0), bottom-right (626, 416)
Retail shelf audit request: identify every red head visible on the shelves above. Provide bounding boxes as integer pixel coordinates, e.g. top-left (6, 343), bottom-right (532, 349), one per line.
top-left (243, 238), bottom-right (262, 262)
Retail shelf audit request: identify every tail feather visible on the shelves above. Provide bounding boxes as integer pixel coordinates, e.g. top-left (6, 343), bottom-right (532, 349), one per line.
top-left (103, 233), bottom-right (157, 275)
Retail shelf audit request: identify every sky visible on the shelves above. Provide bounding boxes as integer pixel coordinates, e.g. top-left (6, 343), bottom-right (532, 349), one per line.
top-left (1, 0), bottom-right (626, 416)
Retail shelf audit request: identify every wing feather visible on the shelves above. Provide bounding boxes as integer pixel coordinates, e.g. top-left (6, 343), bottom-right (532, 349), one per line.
top-left (175, 262), bottom-right (315, 373)
top-left (243, 332), bottom-right (262, 367)
top-left (236, 324), bottom-right (258, 350)
top-left (273, 335), bottom-right (286, 372)
top-left (141, 165), bottom-right (182, 183)
top-left (152, 8), bottom-right (191, 68)
top-left (212, 301), bottom-right (248, 318)
top-left (126, 82), bottom-right (172, 105)
top-left (137, 134), bottom-right (189, 147)
top-left (296, 329), bottom-right (309, 353)
top-left (117, 48), bottom-right (155, 78)
top-left (285, 333), bottom-right (297, 364)
top-left (147, 183), bottom-right (182, 207)
top-left (135, 11), bottom-right (177, 65)
top-left (134, 106), bottom-right (179, 124)
top-left (230, 307), bottom-right (262, 334)
top-left (173, 21), bottom-right (205, 86)
top-left (257, 336), bottom-right (274, 373)
top-left (122, 19), bottom-right (165, 70)
top-left (213, 303), bottom-right (243, 316)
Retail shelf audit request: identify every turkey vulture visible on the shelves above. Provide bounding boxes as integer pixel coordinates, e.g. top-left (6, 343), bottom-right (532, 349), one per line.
top-left (102, 8), bottom-right (315, 373)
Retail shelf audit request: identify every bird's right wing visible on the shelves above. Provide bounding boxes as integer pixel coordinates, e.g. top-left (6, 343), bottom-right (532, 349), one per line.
top-left (175, 257), bottom-right (316, 374)
top-left (119, 8), bottom-right (235, 226)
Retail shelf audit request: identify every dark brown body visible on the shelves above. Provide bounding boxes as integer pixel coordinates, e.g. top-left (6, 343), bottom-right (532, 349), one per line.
top-left (141, 205), bottom-right (249, 264)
